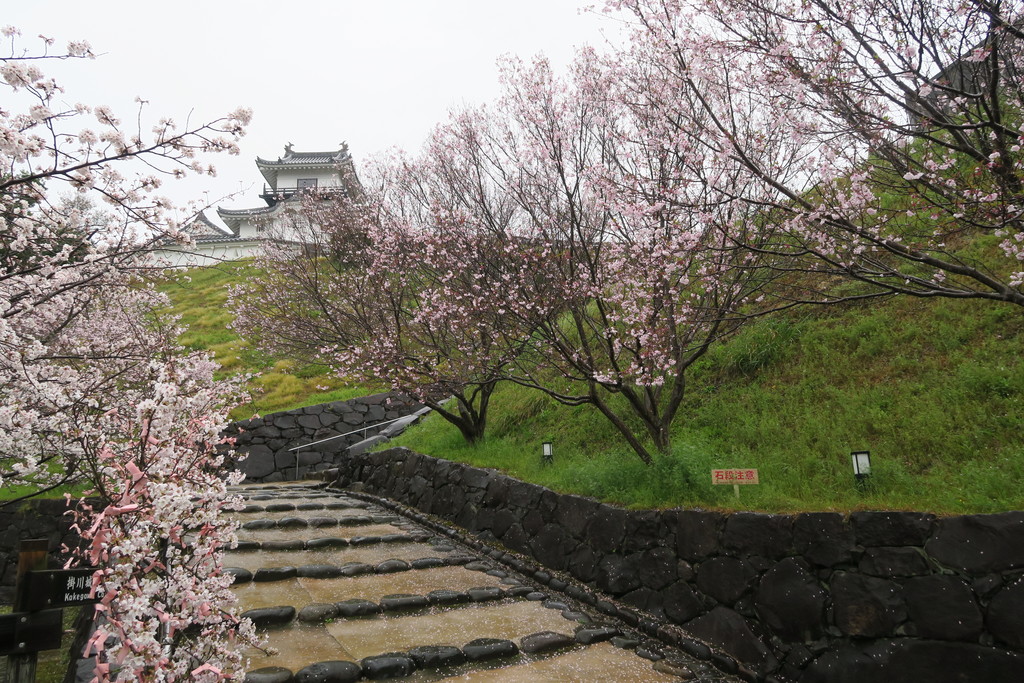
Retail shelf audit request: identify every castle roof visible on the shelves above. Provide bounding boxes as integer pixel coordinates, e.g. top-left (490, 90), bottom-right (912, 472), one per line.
top-left (216, 202), bottom-right (284, 236)
top-left (255, 143), bottom-right (353, 188)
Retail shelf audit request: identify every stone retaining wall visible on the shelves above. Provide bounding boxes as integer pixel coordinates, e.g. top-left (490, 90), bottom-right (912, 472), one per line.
top-left (332, 447), bottom-right (1024, 683)
top-left (226, 392), bottom-right (424, 483)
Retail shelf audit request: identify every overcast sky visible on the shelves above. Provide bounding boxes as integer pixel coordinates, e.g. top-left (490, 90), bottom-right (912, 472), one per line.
top-left (7, 1), bottom-right (622, 221)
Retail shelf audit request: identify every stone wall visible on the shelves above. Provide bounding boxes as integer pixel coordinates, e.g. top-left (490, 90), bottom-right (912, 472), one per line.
top-left (0, 498), bottom-right (82, 601)
top-left (333, 448), bottom-right (1024, 683)
top-left (225, 392), bottom-right (424, 483)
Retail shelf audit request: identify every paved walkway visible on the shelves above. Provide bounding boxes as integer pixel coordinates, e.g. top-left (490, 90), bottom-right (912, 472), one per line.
top-left (230, 482), bottom-right (738, 682)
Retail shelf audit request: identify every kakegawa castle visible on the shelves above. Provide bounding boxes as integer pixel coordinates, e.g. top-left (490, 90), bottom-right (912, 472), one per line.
top-left (152, 144), bottom-right (358, 267)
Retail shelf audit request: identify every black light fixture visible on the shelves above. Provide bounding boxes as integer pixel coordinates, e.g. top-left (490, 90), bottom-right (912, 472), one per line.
top-left (851, 450), bottom-right (871, 488)
top-left (542, 441), bottom-right (553, 464)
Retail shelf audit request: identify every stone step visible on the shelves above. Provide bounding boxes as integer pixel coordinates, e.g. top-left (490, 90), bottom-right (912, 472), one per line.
top-left (226, 483), bottom-right (733, 683)
top-left (226, 542), bottom-right (454, 571)
top-left (232, 565), bottom-right (513, 612)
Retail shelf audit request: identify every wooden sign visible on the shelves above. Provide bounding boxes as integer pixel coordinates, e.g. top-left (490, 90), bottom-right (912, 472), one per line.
top-left (0, 609), bottom-right (63, 656)
top-left (23, 567), bottom-right (97, 612)
top-left (712, 469), bottom-right (759, 485)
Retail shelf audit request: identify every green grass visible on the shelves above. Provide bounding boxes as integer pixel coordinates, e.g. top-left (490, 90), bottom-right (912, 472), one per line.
top-left (156, 260), bottom-right (1023, 514)
top-left (155, 263), bottom-right (377, 419)
top-left (392, 294), bottom-right (1024, 514)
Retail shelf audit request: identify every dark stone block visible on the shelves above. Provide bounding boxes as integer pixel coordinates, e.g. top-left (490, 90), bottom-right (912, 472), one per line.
top-left (299, 413), bottom-right (321, 430)
top-left (987, 578), bottom-right (1024, 649)
top-left (491, 509), bottom-right (518, 538)
top-left (559, 495), bottom-right (601, 537)
top-left (338, 563), bottom-right (374, 577)
top-left (521, 509), bottom-right (545, 536)
top-left (224, 567), bottom-right (252, 584)
top-left (242, 519), bottom-right (277, 531)
top-left (663, 580), bottom-right (703, 624)
top-left (272, 415), bottom-right (298, 430)
top-left (696, 556), bottom-right (757, 605)
top-left (407, 645), bottom-right (465, 669)
top-left (587, 505), bottom-right (628, 553)
top-left (427, 589), bottom-right (470, 605)
top-left (462, 638), bottom-right (518, 661)
top-left (565, 544), bottom-right (599, 582)
top-left (360, 654), bottom-right (415, 679)
top-left (793, 512), bottom-right (854, 567)
top-left (342, 412), bottom-right (364, 426)
top-left (684, 606), bottom-right (778, 672)
top-left (903, 575), bottom-right (982, 641)
top-left (306, 516), bottom-right (339, 528)
top-left (241, 445), bottom-right (276, 479)
top-left (802, 639), bottom-right (1024, 683)
top-left (297, 565), bottom-right (344, 579)
top-left (242, 606), bottom-right (296, 628)
top-left (265, 503), bottom-right (297, 512)
top-left (334, 599), bottom-right (381, 617)
top-left (293, 661), bottom-right (361, 683)
top-left (576, 626), bottom-right (620, 644)
top-left (380, 594), bottom-right (430, 611)
top-left (624, 511), bottom-right (667, 551)
top-left (723, 512), bottom-right (793, 559)
top-left (410, 557), bottom-right (445, 570)
top-left (253, 566), bottom-right (297, 582)
top-left (278, 517), bottom-right (309, 529)
top-left (926, 512), bottom-right (1024, 574)
top-left (261, 540), bottom-right (305, 551)
top-left (596, 553), bottom-right (643, 595)
top-left (349, 536), bottom-right (381, 546)
top-left (858, 547), bottom-right (930, 577)
top-left (638, 546), bottom-right (679, 591)
top-left (375, 559), bottom-right (412, 574)
top-left (621, 587), bottom-right (664, 617)
top-left (520, 630), bottom-right (574, 653)
top-left (256, 425), bottom-right (282, 439)
top-left (304, 538), bottom-right (349, 549)
top-left (754, 558), bottom-right (826, 642)
top-left (317, 412), bottom-right (341, 428)
top-left (274, 450), bottom-right (296, 470)
top-left (297, 451), bottom-right (324, 466)
top-left (531, 523), bottom-right (575, 571)
top-left (297, 603), bottom-right (339, 623)
top-left (653, 658), bottom-right (695, 679)
top-left (467, 586), bottom-right (505, 602)
top-left (831, 571), bottom-right (906, 638)
top-left (245, 667), bottom-right (293, 683)
top-left (851, 511), bottom-right (934, 547)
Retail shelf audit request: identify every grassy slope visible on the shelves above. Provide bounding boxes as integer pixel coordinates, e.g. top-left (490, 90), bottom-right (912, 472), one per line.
top-left (158, 261), bottom-right (1023, 514)
top-left (156, 263), bottom-right (375, 420)
top-left (392, 294), bottom-right (1023, 514)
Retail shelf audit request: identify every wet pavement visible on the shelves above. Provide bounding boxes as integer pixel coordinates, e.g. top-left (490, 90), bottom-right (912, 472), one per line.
top-left (230, 482), bottom-right (739, 682)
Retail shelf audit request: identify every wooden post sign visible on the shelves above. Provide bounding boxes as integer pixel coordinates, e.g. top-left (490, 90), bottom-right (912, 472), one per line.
top-left (22, 567), bottom-right (97, 612)
top-left (1, 538), bottom-right (97, 681)
top-left (712, 468), bottom-right (760, 499)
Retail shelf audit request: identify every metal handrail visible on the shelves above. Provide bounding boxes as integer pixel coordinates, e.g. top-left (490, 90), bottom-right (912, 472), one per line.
top-left (287, 415), bottom-right (413, 452)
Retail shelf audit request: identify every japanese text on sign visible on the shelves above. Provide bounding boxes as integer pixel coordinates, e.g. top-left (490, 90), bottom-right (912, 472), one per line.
top-left (711, 469), bottom-right (760, 485)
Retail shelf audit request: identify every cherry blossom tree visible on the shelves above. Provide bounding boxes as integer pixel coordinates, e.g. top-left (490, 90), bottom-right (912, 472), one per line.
top-left (332, 53), bottom-right (775, 465)
top-left (453, 53), bottom-right (775, 463)
top-left (230, 182), bottom-right (519, 445)
top-left (609, 0), bottom-right (1024, 307)
top-left (1, 27), bottom-right (257, 680)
